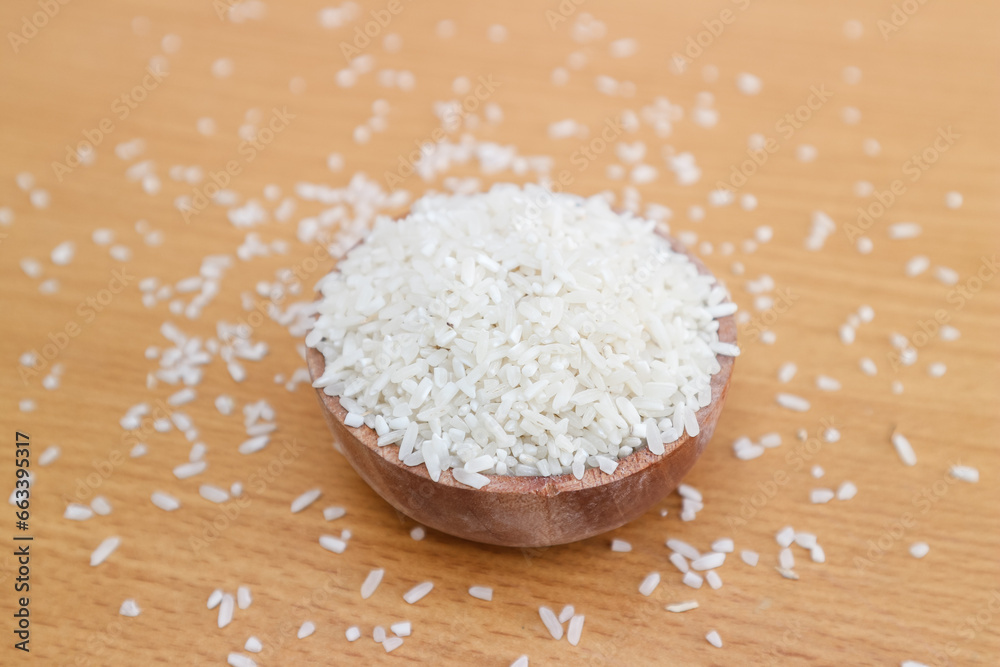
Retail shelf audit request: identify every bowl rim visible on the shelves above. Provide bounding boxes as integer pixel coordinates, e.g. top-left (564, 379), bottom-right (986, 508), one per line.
top-left (305, 232), bottom-right (737, 497)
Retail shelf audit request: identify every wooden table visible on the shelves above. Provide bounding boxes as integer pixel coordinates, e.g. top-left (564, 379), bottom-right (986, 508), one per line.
top-left (2, 1), bottom-right (998, 664)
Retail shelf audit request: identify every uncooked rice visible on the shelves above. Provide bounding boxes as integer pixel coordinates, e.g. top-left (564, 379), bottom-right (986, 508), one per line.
top-left (291, 488), bottom-right (322, 513)
top-left (218, 594), bottom-right (235, 628)
top-left (611, 539), bottom-right (632, 552)
top-left (891, 431), bottom-right (917, 466)
top-left (639, 572), bottom-right (661, 596)
top-left (682, 571), bottom-right (704, 588)
top-left (90, 536), bottom-right (121, 566)
top-left (403, 581), bottom-right (434, 604)
top-left (469, 586), bottom-right (493, 601)
top-left (538, 606), bottom-right (563, 640)
top-left (361, 569), bottom-right (385, 599)
top-left (558, 605), bottom-right (575, 623)
top-left (237, 585), bottom-right (252, 609)
top-left (691, 552), bottom-right (725, 571)
top-left (567, 615), bottom-right (585, 646)
top-left (308, 185), bottom-right (736, 486)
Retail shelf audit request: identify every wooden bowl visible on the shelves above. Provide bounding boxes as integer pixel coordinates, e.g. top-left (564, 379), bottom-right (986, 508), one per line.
top-left (306, 237), bottom-right (736, 547)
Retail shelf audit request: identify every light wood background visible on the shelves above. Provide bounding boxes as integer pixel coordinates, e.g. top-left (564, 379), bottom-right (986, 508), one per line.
top-left (1, 0), bottom-right (998, 665)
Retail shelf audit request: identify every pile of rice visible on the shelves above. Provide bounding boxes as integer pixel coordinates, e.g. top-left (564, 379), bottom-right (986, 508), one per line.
top-left (307, 184), bottom-right (738, 487)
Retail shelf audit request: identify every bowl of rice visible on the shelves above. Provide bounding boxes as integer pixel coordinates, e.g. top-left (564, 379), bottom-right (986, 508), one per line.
top-left (306, 184), bottom-right (738, 547)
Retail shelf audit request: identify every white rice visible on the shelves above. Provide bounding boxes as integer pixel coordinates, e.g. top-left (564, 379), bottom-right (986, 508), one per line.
top-left (837, 481), bottom-right (858, 500)
top-left (677, 483), bottom-right (702, 502)
top-left (168, 387), bottom-right (197, 406)
top-left (669, 553), bottom-right (690, 573)
top-left (776, 393), bottom-right (811, 412)
top-left (839, 324), bottom-right (855, 345)
top-left (778, 362), bottom-right (797, 383)
top-left (345, 626), bottom-right (361, 641)
top-left (666, 601), bottom-right (699, 613)
top-left (290, 488), bottom-right (322, 513)
top-left (319, 535), bottom-right (348, 554)
top-left (711, 538), bottom-right (734, 553)
top-left (410, 526), bottom-right (426, 540)
top-left (666, 538), bottom-right (700, 560)
top-left (403, 581), bottom-right (434, 604)
top-left (383, 636), bottom-right (404, 652)
top-left (199, 485), bottom-right (230, 503)
top-left (238, 435), bottom-right (269, 455)
top-left (469, 586), bottom-right (493, 601)
top-left (237, 586), bottom-right (252, 609)
top-left (453, 469), bottom-right (490, 489)
top-left (245, 637), bottom-right (262, 652)
top-left (949, 465), bottom-right (979, 483)
top-left (218, 594), bottom-right (234, 628)
top-left (390, 621), bottom-right (411, 637)
top-left (51, 240), bottom-right (75, 265)
top-left (65, 503), bottom-right (94, 521)
top-left (905, 255), bottom-right (930, 277)
top-left (706, 570), bottom-right (723, 589)
top-left (567, 615), bottom-right (585, 646)
top-left (538, 606), bottom-right (563, 640)
top-left (173, 461), bottom-right (207, 479)
top-left (760, 432), bottom-right (782, 448)
top-left (909, 542), bottom-right (930, 558)
top-left (207, 589), bottom-right (224, 609)
top-left (39, 445), bottom-right (61, 466)
top-left (705, 630), bottom-right (723, 648)
top-left (888, 222), bottom-right (922, 239)
top-left (934, 266), bottom-right (959, 285)
top-left (816, 375), bottom-right (841, 391)
top-left (794, 532), bottom-right (817, 549)
top-left (152, 491), bottom-right (181, 511)
top-left (361, 569), bottom-right (385, 599)
top-left (891, 431), bottom-right (917, 466)
top-left (558, 605), bottom-right (575, 623)
top-left (735, 442), bottom-right (765, 460)
top-left (940, 325), bottom-right (961, 341)
top-left (227, 654), bottom-right (257, 667)
top-left (779, 548), bottom-right (795, 569)
top-left (119, 599), bottom-right (141, 617)
top-left (323, 506), bottom-right (346, 520)
top-left (510, 656), bottom-right (529, 667)
top-left (810, 488), bottom-right (835, 504)
top-left (90, 536), bottom-right (121, 566)
top-left (775, 526), bottom-right (795, 547)
top-left (611, 539), bottom-right (632, 552)
top-left (741, 550), bottom-right (759, 567)
top-left (691, 552), bottom-right (726, 571)
top-left (297, 621), bottom-right (316, 639)
top-left (307, 186), bottom-right (736, 482)
top-left (682, 571), bottom-right (704, 589)
top-left (639, 572), bottom-right (661, 596)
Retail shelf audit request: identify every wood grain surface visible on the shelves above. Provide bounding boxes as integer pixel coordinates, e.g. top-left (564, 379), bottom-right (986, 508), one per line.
top-left (1, 1), bottom-right (998, 665)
